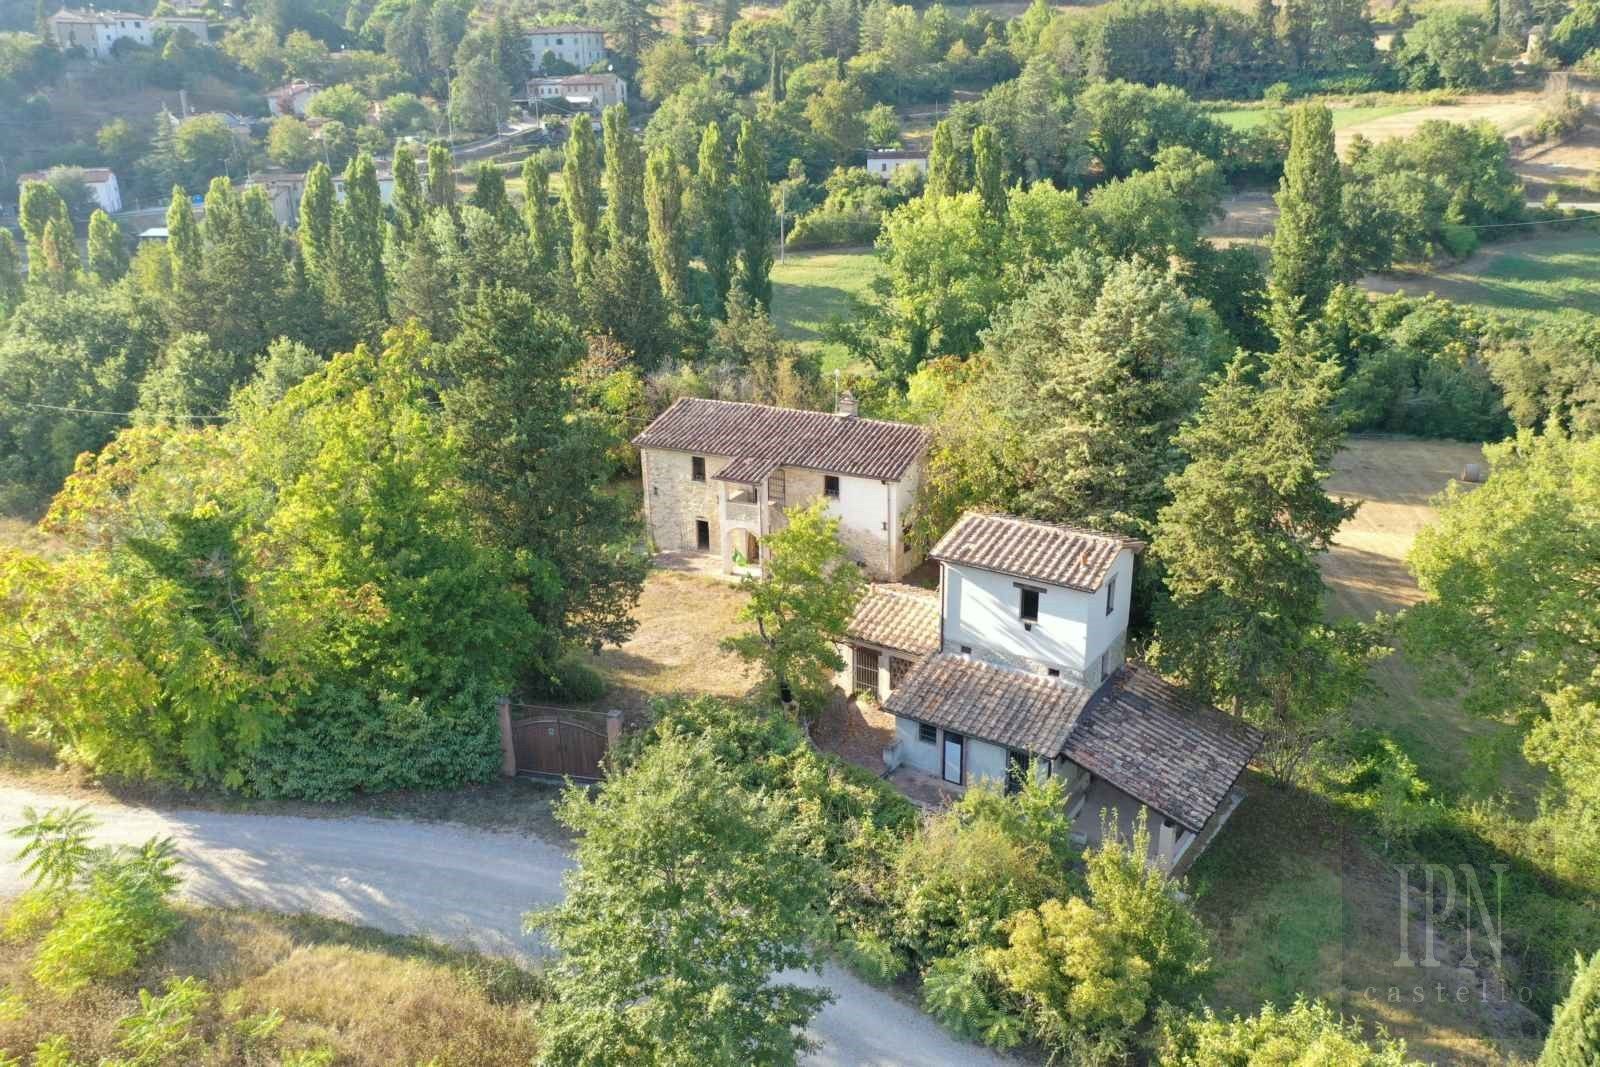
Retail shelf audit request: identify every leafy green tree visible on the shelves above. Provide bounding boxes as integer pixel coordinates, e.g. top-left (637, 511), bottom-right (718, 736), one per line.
top-left (1396, 9), bottom-right (1500, 89)
top-left (324, 153), bottom-right (387, 343)
top-left (391, 142), bottom-right (425, 239)
top-left (431, 285), bottom-right (647, 659)
top-left (564, 114), bottom-right (601, 284)
top-left (134, 332), bottom-right (239, 424)
top-left (426, 140), bottom-right (456, 209)
top-left (528, 732), bottom-right (832, 1066)
top-left (1541, 949), bottom-right (1600, 1067)
top-left (297, 161), bottom-right (335, 281)
top-left (645, 146), bottom-right (688, 304)
top-left (18, 180), bottom-right (68, 264)
top-left (86, 209), bottom-right (129, 284)
top-left (522, 155), bottom-right (560, 272)
top-left (1158, 997), bottom-right (1420, 1065)
top-left (972, 124), bottom-right (1006, 223)
top-left (603, 103), bottom-right (647, 244)
top-left (307, 83), bottom-right (368, 127)
top-left (723, 500), bottom-right (865, 709)
top-left (38, 215), bottom-right (79, 291)
top-left (734, 117), bottom-right (773, 308)
top-left (1075, 81), bottom-right (1226, 181)
top-left (639, 37), bottom-right (700, 101)
top-left (865, 102), bottom-right (901, 147)
top-left (589, 0), bottom-right (660, 63)
top-left (174, 114), bottom-right (236, 186)
top-left (803, 77), bottom-right (867, 166)
top-left (928, 117), bottom-right (960, 199)
top-left (468, 161), bottom-right (513, 225)
top-left (1271, 103), bottom-right (1344, 317)
top-left (449, 54), bottom-right (509, 136)
top-left (697, 120), bottom-right (735, 314)
top-left (267, 115), bottom-right (317, 168)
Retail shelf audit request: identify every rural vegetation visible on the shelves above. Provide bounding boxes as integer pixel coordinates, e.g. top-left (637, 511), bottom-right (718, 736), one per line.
top-left (1, 0), bottom-right (1598, 1060)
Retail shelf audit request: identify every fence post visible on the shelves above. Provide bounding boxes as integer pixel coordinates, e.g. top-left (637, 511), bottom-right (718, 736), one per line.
top-left (498, 696), bottom-right (516, 777)
top-left (606, 709), bottom-right (623, 746)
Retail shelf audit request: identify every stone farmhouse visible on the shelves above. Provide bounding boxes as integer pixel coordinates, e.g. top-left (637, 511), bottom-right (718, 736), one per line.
top-left (525, 24), bottom-right (606, 72)
top-left (849, 512), bottom-right (1262, 874)
top-left (632, 395), bottom-right (928, 580)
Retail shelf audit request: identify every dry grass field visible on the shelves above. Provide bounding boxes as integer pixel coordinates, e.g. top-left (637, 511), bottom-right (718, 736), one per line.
top-left (1333, 91), bottom-right (1544, 153)
top-left (0, 906), bottom-right (544, 1066)
top-left (587, 568), bottom-right (760, 716)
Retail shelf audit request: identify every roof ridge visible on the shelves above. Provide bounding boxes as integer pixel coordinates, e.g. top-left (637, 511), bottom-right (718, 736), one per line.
top-left (965, 510), bottom-right (1142, 545)
top-left (670, 395), bottom-right (923, 432)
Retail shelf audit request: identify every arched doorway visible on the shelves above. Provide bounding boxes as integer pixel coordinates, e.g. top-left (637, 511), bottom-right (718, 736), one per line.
top-left (724, 526), bottom-right (761, 572)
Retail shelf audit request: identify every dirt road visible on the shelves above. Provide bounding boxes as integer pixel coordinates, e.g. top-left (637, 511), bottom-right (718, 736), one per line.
top-left (0, 784), bottom-right (1013, 1067)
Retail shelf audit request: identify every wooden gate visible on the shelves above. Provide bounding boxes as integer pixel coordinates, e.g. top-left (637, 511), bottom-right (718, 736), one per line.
top-left (508, 704), bottom-right (610, 781)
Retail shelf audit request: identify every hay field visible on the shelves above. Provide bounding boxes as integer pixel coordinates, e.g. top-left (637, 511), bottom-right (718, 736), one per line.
top-left (1334, 91), bottom-right (1543, 152)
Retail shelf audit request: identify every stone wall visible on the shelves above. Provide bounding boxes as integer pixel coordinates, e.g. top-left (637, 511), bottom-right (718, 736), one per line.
top-left (641, 448), bottom-right (725, 554)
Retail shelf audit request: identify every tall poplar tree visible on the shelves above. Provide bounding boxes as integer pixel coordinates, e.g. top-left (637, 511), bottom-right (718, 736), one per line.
top-left (973, 124), bottom-right (1006, 223)
top-left (469, 161), bottom-right (514, 225)
top-left (166, 184), bottom-right (203, 296)
top-left (523, 156), bottom-right (560, 273)
top-left (18, 180), bottom-right (68, 263)
top-left (1271, 103), bottom-right (1344, 318)
top-left (733, 118), bottom-right (773, 309)
top-left (426, 140), bottom-right (456, 210)
top-left (0, 231), bottom-right (21, 319)
top-left (564, 115), bottom-right (601, 284)
top-left (392, 143), bottom-right (425, 238)
top-left (38, 216), bottom-right (78, 291)
top-left (926, 118), bottom-right (963, 199)
top-left (602, 103), bottom-right (646, 244)
top-left (86, 210), bottom-right (129, 284)
top-left (697, 120), bottom-right (734, 314)
top-left (645, 146), bottom-right (688, 305)
top-left (298, 161), bottom-right (335, 280)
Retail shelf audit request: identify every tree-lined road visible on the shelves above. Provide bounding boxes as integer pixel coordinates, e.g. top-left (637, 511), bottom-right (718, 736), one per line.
top-left (0, 784), bottom-right (1011, 1067)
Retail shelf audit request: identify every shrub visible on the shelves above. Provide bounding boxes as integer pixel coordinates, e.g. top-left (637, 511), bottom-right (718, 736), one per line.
top-left (1156, 996), bottom-right (1420, 1064)
top-left (1541, 949), bottom-right (1600, 1066)
top-left (32, 839), bottom-right (182, 994)
top-left (115, 977), bottom-right (210, 1065)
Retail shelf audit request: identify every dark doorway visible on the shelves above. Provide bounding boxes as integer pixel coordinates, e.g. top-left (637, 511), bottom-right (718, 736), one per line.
top-left (695, 519), bottom-right (710, 551)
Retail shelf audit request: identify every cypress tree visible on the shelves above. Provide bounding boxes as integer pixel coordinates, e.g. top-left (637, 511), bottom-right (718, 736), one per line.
top-left (86, 209), bottom-right (129, 284)
top-left (340, 153), bottom-right (388, 316)
top-left (18, 180), bottom-right (66, 256)
top-left (427, 140), bottom-right (456, 210)
top-left (645, 146), bottom-right (687, 305)
top-left (298, 161), bottom-right (335, 280)
top-left (973, 124), bottom-right (1006, 222)
top-left (1541, 950), bottom-right (1600, 1067)
top-left (1271, 103), bottom-right (1343, 318)
top-left (926, 118), bottom-right (962, 199)
top-left (0, 230), bottom-right (20, 319)
top-left (523, 155), bottom-right (559, 272)
top-left (166, 184), bottom-right (203, 294)
top-left (564, 114), bottom-right (601, 284)
top-left (469, 161), bottom-right (514, 225)
top-left (602, 103), bottom-right (646, 244)
top-left (392, 143), bottom-right (425, 237)
top-left (733, 117), bottom-right (772, 309)
top-left (697, 120), bottom-right (734, 314)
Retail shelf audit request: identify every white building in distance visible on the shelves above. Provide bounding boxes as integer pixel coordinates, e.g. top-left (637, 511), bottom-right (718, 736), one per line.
top-left (526, 25), bottom-right (605, 71)
top-left (18, 167), bottom-right (123, 213)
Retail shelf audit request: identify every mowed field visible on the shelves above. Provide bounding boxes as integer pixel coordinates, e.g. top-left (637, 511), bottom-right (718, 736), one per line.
top-left (769, 248), bottom-right (882, 371)
top-left (1361, 232), bottom-right (1600, 331)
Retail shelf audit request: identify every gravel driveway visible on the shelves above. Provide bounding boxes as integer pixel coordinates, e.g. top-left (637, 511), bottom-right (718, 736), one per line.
top-left (0, 784), bottom-right (1013, 1067)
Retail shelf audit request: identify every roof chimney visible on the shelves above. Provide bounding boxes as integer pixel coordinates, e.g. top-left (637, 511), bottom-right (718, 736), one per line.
top-left (836, 389), bottom-right (858, 419)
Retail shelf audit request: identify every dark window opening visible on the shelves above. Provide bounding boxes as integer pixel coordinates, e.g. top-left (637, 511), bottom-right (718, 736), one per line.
top-left (1020, 587), bottom-right (1040, 623)
top-left (1106, 575), bottom-right (1117, 616)
top-left (1006, 750), bottom-right (1029, 795)
top-left (1047, 668), bottom-right (1060, 678)
top-left (691, 456), bottom-right (706, 482)
top-left (917, 721), bottom-right (936, 744)
top-left (889, 656), bottom-right (913, 690)
top-left (695, 519), bottom-right (710, 551)
top-left (960, 645), bottom-right (972, 655)
top-left (824, 475), bottom-right (840, 498)
top-left (854, 646), bottom-right (880, 692)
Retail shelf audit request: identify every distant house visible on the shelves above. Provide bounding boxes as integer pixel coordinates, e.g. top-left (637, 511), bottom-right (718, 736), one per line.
top-left (247, 167), bottom-right (395, 227)
top-left (19, 167), bottom-right (122, 213)
top-left (866, 149), bottom-right (928, 179)
top-left (266, 80), bottom-right (321, 118)
top-left (47, 9), bottom-right (153, 57)
top-left (153, 14), bottom-right (212, 41)
top-left (521, 72), bottom-right (628, 111)
top-left (525, 24), bottom-right (606, 72)
top-left (873, 512), bottom-right (1262, 874)
top-left (632, 393), bottom-right (929, 581)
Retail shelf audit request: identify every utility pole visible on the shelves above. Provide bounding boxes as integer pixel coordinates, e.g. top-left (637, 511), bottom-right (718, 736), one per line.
top-left (777, 183), bottom-right (786, 264)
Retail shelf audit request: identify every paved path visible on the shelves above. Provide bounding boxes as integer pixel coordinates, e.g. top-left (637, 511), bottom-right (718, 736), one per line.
top-left (0, 785), bottom-right (1012, 1067)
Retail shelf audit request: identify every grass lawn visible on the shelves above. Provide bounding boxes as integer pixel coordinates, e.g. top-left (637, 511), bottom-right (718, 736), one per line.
top-left (1212, 103), bottom-right (1418, 132)
top-left (1362, 233), bottom-right (1600, 333)
top-left (0, 905), bottom-right (543, 1066)
top-left (769, 248), bottom-right (882, 373)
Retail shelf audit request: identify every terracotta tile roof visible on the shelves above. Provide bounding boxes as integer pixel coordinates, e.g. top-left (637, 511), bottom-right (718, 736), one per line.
top-left (632, 398), bottom-right (928, 481)
top-left (712, 455), bottom-right (780, 485)
top-left (929, 512), bottom-right (1144, 592)
top-left (884, 654), bottom-right (1092, 756)
top-left (847, 584), bottom-right (940, 657)
top-left (1064, 666), bottom-right (1262, 832)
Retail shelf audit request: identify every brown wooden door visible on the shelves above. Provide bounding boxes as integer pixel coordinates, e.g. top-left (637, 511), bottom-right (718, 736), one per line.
top-left (510, 706), bottom-right (609, 780)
